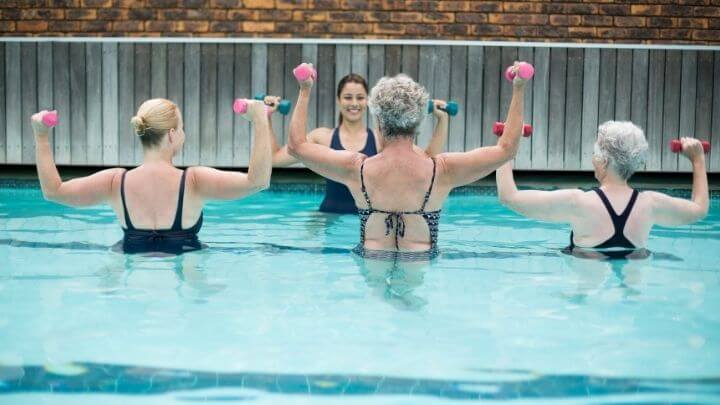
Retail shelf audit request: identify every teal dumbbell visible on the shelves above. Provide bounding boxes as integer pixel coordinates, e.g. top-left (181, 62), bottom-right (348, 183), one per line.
top-left (253, 93), bottom-right (292, 115)
top-left (427, 100), bottom-right (458, 116)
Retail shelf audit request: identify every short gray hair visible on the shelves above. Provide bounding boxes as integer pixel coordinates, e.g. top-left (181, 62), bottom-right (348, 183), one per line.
top-left (594, 121), bottom-right (648, 180)
top-left (368, 74), bottom-right (429, 139)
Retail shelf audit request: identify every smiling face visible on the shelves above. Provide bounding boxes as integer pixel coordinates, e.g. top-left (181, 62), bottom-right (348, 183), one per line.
top-left (337, 82), bottom-right (368, 124)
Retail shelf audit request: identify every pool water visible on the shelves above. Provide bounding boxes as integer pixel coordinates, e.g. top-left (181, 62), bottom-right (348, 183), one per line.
top-left (1, 186), bottom-right (719, 404)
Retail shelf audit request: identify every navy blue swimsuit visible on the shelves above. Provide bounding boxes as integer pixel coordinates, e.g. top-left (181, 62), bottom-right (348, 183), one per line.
top-left (566, 188), bottom-right (645, 259)
top-left (319, 127), bottom-right (378, 214)
top-left (120, 170), bottom-right (204, 255)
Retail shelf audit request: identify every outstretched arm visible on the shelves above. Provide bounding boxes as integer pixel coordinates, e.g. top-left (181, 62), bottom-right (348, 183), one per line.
top-left (496, 160), bottom-right (583, 223)
top-left (191, 100), bottom-right (272, 200)
top-left (32, 111), bottom-right (122, 207)
top-left (287, 65), bottom-right (362, 185)
top-left (423, 99), bottom-right (449, 156)
top-left (437, 68), bottom-right (528, 188)
top-left (650, 138), bottom-right (709, 226)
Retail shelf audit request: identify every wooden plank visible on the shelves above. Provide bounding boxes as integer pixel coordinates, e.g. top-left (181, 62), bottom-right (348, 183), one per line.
top-left (712, 52), bottom-right (720, 172)
top-left (302, 44), bottom-right (318, 132)
top-left (102, 43), bottom-right (119, 166)
top-left (151, 43), bottom-right (167, 99)
top-left (678, 50), bottom-right (697, 172)
top-left (69, 43), bottom-right (86, 164)
top-left (581, 48), bottom-right (600, 170)
top-left (464, 45), bottom-right (484, 151)
top-left (646, 50), bottom-right (665, 171)
top-left (598, 49), bottom-right (616, 127)
top-left (516, 46), bottom-right (533, 169)
top-left (564, 48), bottom-right (583, 170)
top-left (0, 43), bottom-right (5, 163)
top-left (85, 43), bottom-right (103, 165)
top-left (614, 49), bottom-right (632, 121)
top-left (417, 45), bottom-right (436, 147)
top-left (233, 44), bottom-right (251, 166)
top-left (696, 51), bottom-right (713, 172)
top-left (5, 43), bottom-right (20, 164)
top-left (250, 43), bottom-right (267, 165)
top-left (21, 43), bottom-right (37, 164)
top-left (267, 44), bottom-right (285, 144)
top-left (662, 50), bottom-right (682, 171)
top-left (166, 43), bottom-right (183, 166)
top-left (368, 44), bottom-right (384, 132)
top-left (52, 42), bottom-right (70, 164)
top-left (548, 48), bottom-right (566, 170)
top-left (401, 45), bottom-right (419, 81)
top-left (385, 45), bottom-right (401, 76)
top-left (199, 43), bottom-right (217, 166)
top-left (482, 46), bottom-right (501, 150)
top-left (448, 45), bottom-right (467, 153)
top-left (630, 50), bottom-right (649, 147)
top-left (350, 44), bottom-right (368, 127)
top-left (183, 43), bottom-right (200, 166)
top-left (334, 44), bottom-right (351, 127)
top-left (531, 47), bottom-right (550, 169)
top-left (283, 45), bottom-right (302, 142)
top-left (118, 43), bottom-right (135, 166)
top-left (38, 42), bottom-right (54, 165)
top-left (216, 43), bottom-right (234, 167)
top-left (316, 45), bottom-right (334, 129)
top-left (432, 45), bottom-right (450, 149)
top-left (133, 43), bottom-right (151, 165)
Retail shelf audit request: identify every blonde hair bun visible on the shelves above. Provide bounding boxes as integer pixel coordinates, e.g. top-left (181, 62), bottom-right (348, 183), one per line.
top-left (130, 115), bottom-right (147, 137)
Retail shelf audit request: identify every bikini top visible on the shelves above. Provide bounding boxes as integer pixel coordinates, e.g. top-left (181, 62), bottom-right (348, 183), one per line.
top-left (120, 170), bottom-right (203, 254)
top-left (357, 158), bottom-right (441, 253)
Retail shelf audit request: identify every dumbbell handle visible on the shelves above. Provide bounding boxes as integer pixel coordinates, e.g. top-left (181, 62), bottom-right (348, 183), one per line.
top-left (670, 139), bottom-right (710, 154)
top-left (492, 121), bottom-right (532, 137)
top-left (505, 62), bottom-right (535, 82)
top-left (233, 99), bottom-right (271, 117)
top-left (427, 100), bottom-right (458, 116)
top-left (293, 63), bottom-right (317, 82)
top-left (42, 110), bottom-right (58, 127)
top-left (253, 93), bottom-right (292, 115)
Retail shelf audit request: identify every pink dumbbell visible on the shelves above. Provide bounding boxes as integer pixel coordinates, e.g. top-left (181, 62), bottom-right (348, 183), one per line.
top-left (492, 121), bottom-right (533, 137)
top-left (293, 63), bottom-right (317, 82)
top-left (42, 110), bottom-right (58, 127)
top-left (505, 62), bottom-right (535, 82)
top-left (670, 139), bottom-right (710, 154)
top-left (233, 99), bottom-right (271, 117)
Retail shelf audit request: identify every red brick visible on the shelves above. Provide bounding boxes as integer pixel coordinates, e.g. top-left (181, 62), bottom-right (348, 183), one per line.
top-left (537, 25), bottom-right (568, 38)
top-left (566, 4), bottom-right (596, 14)
top-left (291, 10), bottom-right (327, 21)
top-left (438, 1), bottom-right (470, 12)
top-left (146, 20), bottom-right (176, 31)
top-left (229, 10), bottom-right (259, 20)
top-left (210, 0), bottom-right (241, 6)
top-left (694, 6), bottom-right (720, 16)
top-left (648, 17), bottom-right (676, 27)
top-left (550, 15), bottom-right (582, 26)
top-left (276, 21), bottom-right (306, 32)
top-left (20, 8), bottom-right (65, 19)
top-left (307, 22), bottom-right (330, 33)
top-left (330, 22), bottom-right (370, 33)
top-left (362, 11), bottom-right (390, 22)
top-left (540, 3), bottom-right (565, 14)
top-left (660, 5), bottom-right (690, 16)
top-left (17, 20), bottom-right (48, 32)
top-left (631, 5), bottom-right (662, 16)
top-left (472, 24), bottom-right (502, 35)
top-left (179, 0), bottom-right (205, 7)
top-left (82, 0), bottom-right (111, 6)
top-left (469, 2), bottom-right (500, 12)
top-left (373, 22), bottom-right (405, 34)
top-left (568, 27), bottom-right (597, 38)
top-left (405, 23), bottom-right (439, 35)
top-left (504, 25), bottom-right (539, 37)
top-left (390, 12), bottom-right (422, 23)
top-left (66, 9), bottom-right (97, 19)
top-left (405, 0), bottom-right (436, 11)
top-left (0, 21), bottom-right (16, 32)
top-left (341, 0), bottom-right (381, 10)
top-left (678, 17), bottom-right (708, 28)
top-left (47, 0), bottom-right (80, 6)
top-left (98, 9), bottom-right (129, 19)
top-left (80, 21), bottom-right (111, 31)
top-left (308, 0), bottom-right (338, 9)
top-left (147, 0), bottom-right (177, 6)
top-left (440, 23), bottom-right (469, 35)
top-left (659, 28), bottom-right (692, 39)
top-left (49, 21), bottom-right (80, 31)
top-left (209, 21), bottom-right (242, 32)
top-left (582, 15), bottom-right (613, 26)
top-left (128, 9), bottom-right (156, 20)
top-left (488, 13), bottom-right (548, 25)
top-left (327, 11), bottom-right (364, 21)
top-left (504, 2), bottom-right (539, 13)
top-left (615, 16), bottom-right (646, 27)
top-left (259, 9), bottom-right (292, 20)
top-left (693, 29), bottom-right (720, 40)
top-left (277, 0), bottom-right (307, 8)
top-left (598, 4), bottom-right (631, 15)
top-left (242, 21), bottom-right (274, 32)
top-left (456, 13), bottom-right (487, 23)
top-left (423, 12), bottom-right (454, 23)
top-left (710, 18), bottom-right (720, 29)
top-left (112, 20), bottom-right (144, 31)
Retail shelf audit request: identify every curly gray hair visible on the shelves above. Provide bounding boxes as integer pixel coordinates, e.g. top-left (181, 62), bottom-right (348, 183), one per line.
top-left (368, 74), bottom-right (429, 139)
top-left (594, 121), bottom-right (648, 180)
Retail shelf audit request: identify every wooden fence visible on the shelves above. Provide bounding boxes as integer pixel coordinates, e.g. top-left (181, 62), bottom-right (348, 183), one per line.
top-left (1, 39), bottom-right (719, 172)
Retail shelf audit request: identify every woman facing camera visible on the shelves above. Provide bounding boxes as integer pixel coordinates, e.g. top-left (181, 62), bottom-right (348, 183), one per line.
top-left (288, 65), bottom-right (530, 260)
top-left (496, 121), bottom-right (709, 259)
top-left (32, 98), bottom-right (272, 255)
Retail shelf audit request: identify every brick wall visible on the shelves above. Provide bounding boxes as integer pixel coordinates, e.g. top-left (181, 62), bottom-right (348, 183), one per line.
top-left (0, 0), bottom-right (719, 44)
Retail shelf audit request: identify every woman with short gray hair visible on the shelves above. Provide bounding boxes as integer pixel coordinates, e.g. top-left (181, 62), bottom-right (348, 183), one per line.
top-left (289, 64), bottom-right (531, 259)
top-left (496, 121), bottom-right (709, 259)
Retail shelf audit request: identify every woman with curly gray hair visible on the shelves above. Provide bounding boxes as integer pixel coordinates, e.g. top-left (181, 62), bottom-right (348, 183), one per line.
top-left (496, 121), bottom-right (709, 259)
top-left (289, 63), bottom-right (530, 259)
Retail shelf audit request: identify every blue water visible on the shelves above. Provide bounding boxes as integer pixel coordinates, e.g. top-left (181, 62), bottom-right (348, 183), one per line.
top-left (1, 186), bottom-right (719, 404)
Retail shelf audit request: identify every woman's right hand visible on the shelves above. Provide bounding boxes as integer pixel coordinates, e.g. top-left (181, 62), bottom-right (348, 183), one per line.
top-left (679, 137), bottom-right (705, 162)
top-left (510, 61), bottom-right (528, 89)
top-left (264, 95), bottom-right (281, 114)
top-left (31, 111), bottom-right (52, 138)
top-left (296, 63), bottom-right (315, 90)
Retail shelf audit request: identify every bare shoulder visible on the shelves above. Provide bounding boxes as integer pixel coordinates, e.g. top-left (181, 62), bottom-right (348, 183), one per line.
top-left (309, 127), bottom-right (334, 146)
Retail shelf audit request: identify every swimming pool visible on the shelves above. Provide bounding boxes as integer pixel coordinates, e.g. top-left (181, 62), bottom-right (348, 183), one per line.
top-left (1, 184), bottom-right (719, 404)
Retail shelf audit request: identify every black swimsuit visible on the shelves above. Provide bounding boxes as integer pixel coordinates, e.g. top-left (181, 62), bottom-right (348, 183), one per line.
top-left (566, 188), bottom-right (646, 259)
top-left (319, 127), bottom-right (378, 214)
top-left (352, 158), bottom-right (441, 261)
top-left (120, 170), bottom-right (204, 255)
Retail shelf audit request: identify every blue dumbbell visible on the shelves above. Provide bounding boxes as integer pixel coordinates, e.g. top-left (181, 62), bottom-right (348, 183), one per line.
top-left (427, 100), bottom-right (458, 116)
top-left (254, 93), bottom-right (292, 115)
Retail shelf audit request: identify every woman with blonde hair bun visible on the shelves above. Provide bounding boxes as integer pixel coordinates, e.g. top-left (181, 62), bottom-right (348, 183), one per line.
top-left (31, 98), bottom-right (272, 254)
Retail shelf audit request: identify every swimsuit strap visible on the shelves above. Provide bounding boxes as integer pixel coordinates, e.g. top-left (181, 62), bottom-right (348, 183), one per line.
top-left (329, 127), bottom-right (342, 150)
top-left (420, 158), bottom-right (437, 211)
top-left (170, 170), bottom-right (188, 231)
top-left (120, 170), bottom-right (135, 230)
top-left (593, 188), bottom-right (639, 234)
top-left (359, 160), bottom-right (373, 210)
top-left (363, 128), bottom-right (378, 155)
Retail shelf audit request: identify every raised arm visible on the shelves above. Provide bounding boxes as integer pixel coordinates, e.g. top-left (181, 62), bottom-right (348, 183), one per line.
top-left (649, 138), bottom-right (709, 226)
top-left (287, 64), bottom-right (363, 185)
top-left (190, 100), bottom-right (272, 200)
top-left (31, 111), bottom-right (122, 207)
top-left (496, 160), bottom-right (584, 223)
top-left (437, 67), bottom-right (528, 188)
top-left (423, 99), bottom-right (449, 157)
